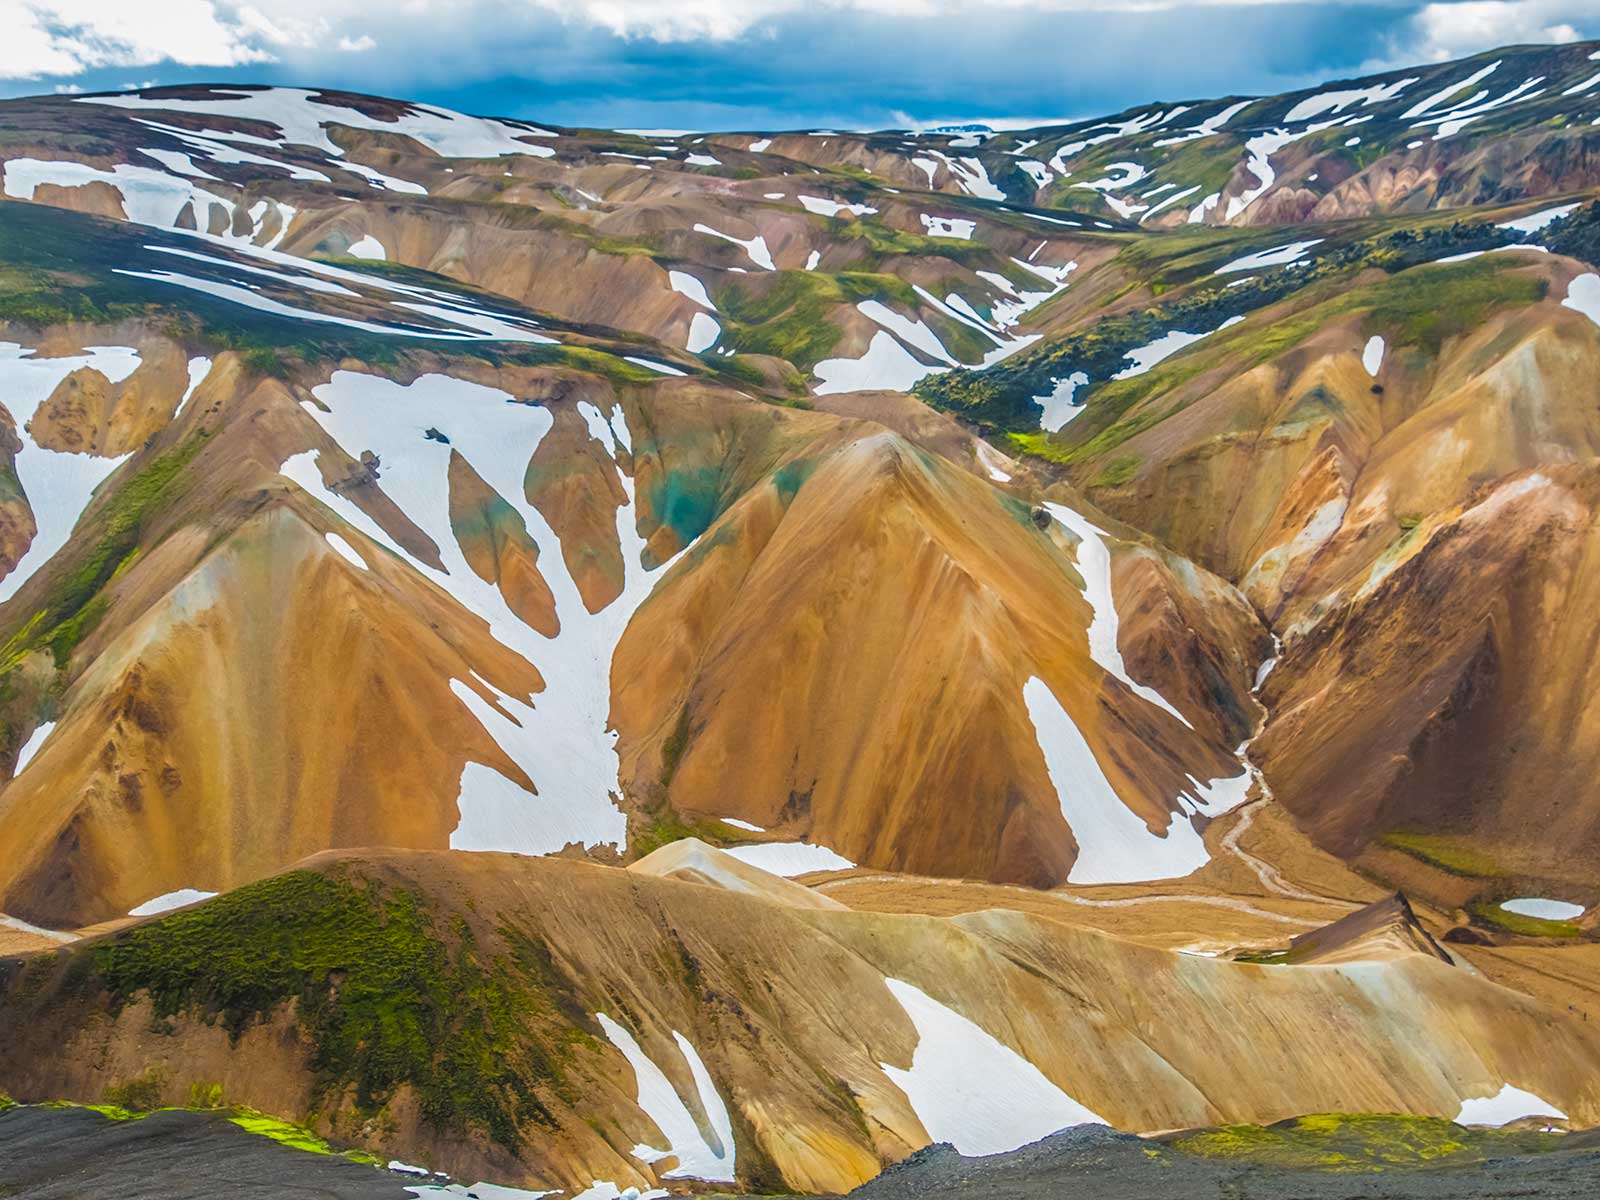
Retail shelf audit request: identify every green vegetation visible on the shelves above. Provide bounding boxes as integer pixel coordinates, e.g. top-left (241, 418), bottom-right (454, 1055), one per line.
top-left (915, 217), bottom-right (1546, 447)
top-left (104, 1068), bottom-right (166, 1113)
top-left (0, 428), bottom-right (209, 678)
top-left (229, 1108), bottom-right (381, 1163)
top-left (1090, 454), bottom-right (1141, 488)
top-left (83, 868), bottom-right (586, 1149)
top-left (629, 803), bottom-right (733, 858)
top-left (1468, 901), bottom-right (1583, 940)
top-left (1378, 832), bottom-right (1504, 879)
top-left (1171, 1113), bottom-right (1563, 1171)
top-left (715, 271), bottom-right (844, 367)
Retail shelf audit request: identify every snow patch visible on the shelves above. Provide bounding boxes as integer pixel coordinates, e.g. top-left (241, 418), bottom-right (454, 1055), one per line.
top-left (1500, 898), bottom-right (1585, 921)
top-left (324, 531), bottom-right (367, 569)
top-left (813, 330), bottom-right (941, 394)
top-left (693, 223), bottom-right (775, 270)
top-left (129, 889), bottom-right (217, 917)
top-left (798, 194), bottom-right (877, 218)
top-left (85, 87), bottom-right (557, 160)
top-left (282, 373), bottom-right (685, 858)
top-left (1456, 1085), bottom-right (1566, 1127)
top-left (595, 1015), bottom-right (736, 1181)
top-left (1497, 202), bottom-right (1579, 234)
top-left (0, 343), bottom-right (140, 605)
top-left (721, 842), bottom-right (854, 876)
top-left (1113, 316), bottom-right (1243, 380)
top-left (347, 234), bottom-right (386, 260)
top-left (1034, 371), bottom-right (1089, 432)
top-left (1024, 675), bottom-right (1210, 885)
top-left (920, 213), bottom-right (976, 239)
top-left (13, 721), bottom-right (54, 776)
top-left (879, 977), bottom-right (1106, 1156)
top-left (686, 312), bottom-right (721, 354)
top-left (1561, 273), bottom-right (1600, 326)
top-left (1215, 239), bottom-right (1322, 275)
top-left (1362, 334), bottom-right (1386, 376)
top-left (668, 270), bottom-right (716, 310)
top-left (1044, 502), bottom-right (1191, 727)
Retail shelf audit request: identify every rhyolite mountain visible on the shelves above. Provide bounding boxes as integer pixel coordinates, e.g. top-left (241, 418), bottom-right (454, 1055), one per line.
top-left (0, 37), bottom-right (1597, 1199)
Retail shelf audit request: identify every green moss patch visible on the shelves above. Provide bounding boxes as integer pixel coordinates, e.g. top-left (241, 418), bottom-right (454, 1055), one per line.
top-left (1171, 1113), bottom-right (1562, 1171)
top-left (80, 868), bottom-right (586, 1149)
top-left (1378, 833), bottom-right (1504, 879)
top-left (1468, 902), bottom-right (1582, 940)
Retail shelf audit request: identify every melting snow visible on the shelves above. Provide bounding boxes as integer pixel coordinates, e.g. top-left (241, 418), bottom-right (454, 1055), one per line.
top-left (0, 343), bottom-right (140, 605)
top-left (667, 270), bottom-right (716, 310)
top-left (748, 138), bottom-right (772, 152)
top-left (1154, 99), bottom-right (1253, 146)
top-left (408, 1184), bottom-right (556, 1199)
top-left (920, 214), bottom-right (976, 239)
top-left (858, 301), bottom-right (955, 365)
top-left (567, 1184), bottom-right (667, 1200)
top-left (347, 234), bottom-right (386, 260)
top-left (1362, 334), bottom-right (1386, 375)
top-left (596, 1015), bottom-right (736, 1181)
top-left (624, 356), bottom-right (687, 376)
top-left (1402, 61), bottom-right (1502, 120)
top-left (1562, 274), bottom-right (1600, 326)
top-left (1044, 502), bottom-right (1191, 727)
top-left (1226, 129), bottom-right (1302, 220)
top-left (975, 441), bottom-right (1012, 482)
top-left (1282, 77), bottom-right (1418, 122)
top-left (1500, 898), bottom-right (1585, 921)
top-left (324, 531), bottom-right (368, 569)
top-left (1456, 1085), bottom-right (1566, 1127)
top-left (84, 87), bottom-right (557, 160)
top-left (798, 194), bottom-right (877, 218)
top-left (813, 330), bottom-right (941, 394)
top-left (12, 721), bottom-right (54, 776)
top-left (720, 817), bottom-right (765, 832)
top-left (721, 842), bottom-right (855, 876)
top-left (1113, 316), bottom-right (1242, 379)
top-left (1188, 192), bottom-right (1222, 223)
top-left (693, 223), bottom-right (775, 270)
top-left (1214, 238), bottom-right (1323, 275)
top-left (282, 374), bottom-right (685, 857)
top-left (684, 153), bottom-right (721, 167)
top-left (1017, 160), bottom-right (1052, 189)
top-left (174, 356), bottom-right (214, 420)
top-left (3, 158), bottom-right (237, 234)
top-left (1497, 202), bottom-right (1579, 234)
top-left (686, 312), bottom-right (721, 354)
top-left (129, 888), bottom-right (217, 916)
top-left (1034, 371), bottom-right (1089, 432)
top-left (879, 978), bottom-right (1106, 1156)
top-left (1023, 676), bottom-right (1210, 884)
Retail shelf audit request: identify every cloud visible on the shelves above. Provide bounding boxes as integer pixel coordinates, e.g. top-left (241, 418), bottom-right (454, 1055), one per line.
top-left (2, 0), bottom-right (1595, 133)
top-left (1410, 0), bottom-right (1588, 61)
top-left (0, 0), bottom-right (279, 79)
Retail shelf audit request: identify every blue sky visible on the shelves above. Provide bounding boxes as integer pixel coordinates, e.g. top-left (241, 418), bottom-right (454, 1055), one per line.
top-left (5, 1), bottom-right (1598, 131)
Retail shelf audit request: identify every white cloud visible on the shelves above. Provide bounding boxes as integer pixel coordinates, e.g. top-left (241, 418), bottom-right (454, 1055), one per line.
top-left (337, 33), bottom-right (376, 52)
top-left (1411, 1), bottom-right (1589, 61)
top-left (0, 0), bottom-right (279, 79)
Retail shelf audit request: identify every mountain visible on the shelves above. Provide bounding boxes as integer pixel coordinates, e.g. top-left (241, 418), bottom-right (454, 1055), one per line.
top-left (0, 38), bottom-right (1597, 1199)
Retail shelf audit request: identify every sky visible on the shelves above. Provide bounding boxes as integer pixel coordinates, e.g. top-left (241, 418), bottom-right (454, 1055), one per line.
top-left (2, 0), bottom-right (1598, 132)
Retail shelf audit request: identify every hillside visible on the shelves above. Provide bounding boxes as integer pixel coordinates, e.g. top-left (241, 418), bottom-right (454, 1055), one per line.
top-left (0, 37), bottom-right (1597, 1199)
